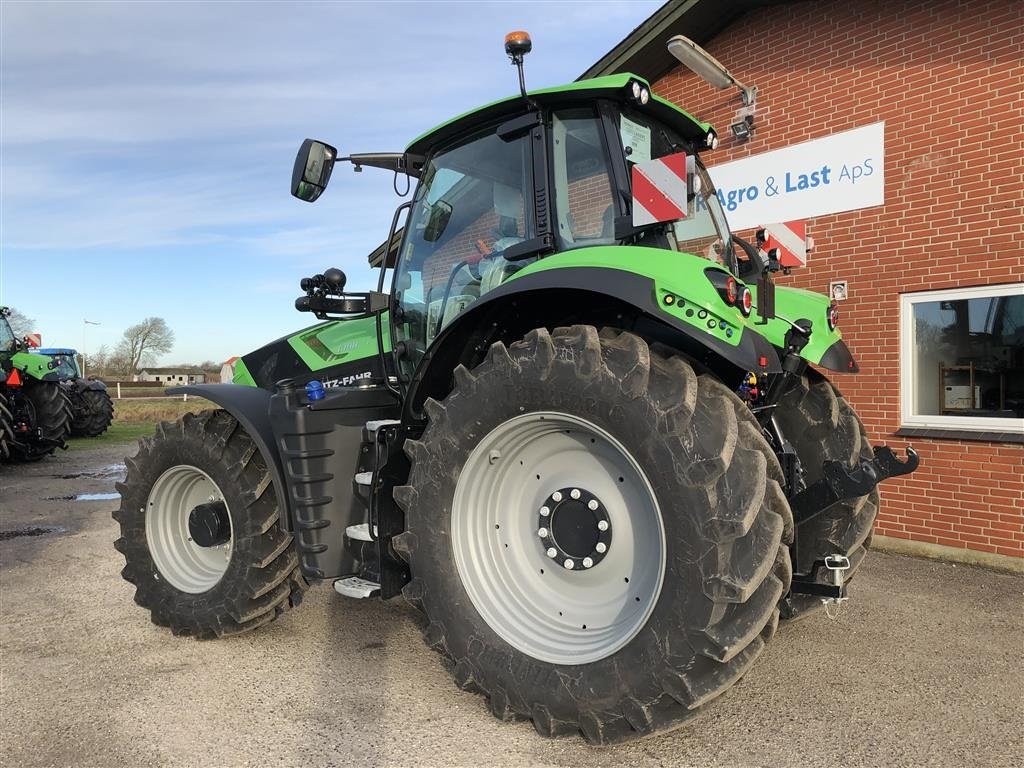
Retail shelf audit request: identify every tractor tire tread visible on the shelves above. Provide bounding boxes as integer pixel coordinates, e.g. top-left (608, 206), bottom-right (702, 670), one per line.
top-left (775, 374), bottom-right (879, 620)
top-left (400, 325), bottom-right (792, 744)
top-left (113, 408), bottom-right (307, 638)
top-left (69, 387), bottom-right (115, 437)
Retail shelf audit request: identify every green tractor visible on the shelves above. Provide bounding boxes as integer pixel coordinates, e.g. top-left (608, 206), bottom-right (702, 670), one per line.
top-left (0, 308), bottom-right (73, 462)
top-left (114, 35), bottom-right (918, 743)
top-left (30, 348), bottom-right (115, 438)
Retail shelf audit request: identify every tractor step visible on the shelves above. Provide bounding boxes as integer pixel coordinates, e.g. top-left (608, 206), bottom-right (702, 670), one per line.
top-left (333, 575), bottom-right (381, 599)
top-left (365, 419), bottom-right (401, 439)
top-left (345, 523), bottom-right (377, 542)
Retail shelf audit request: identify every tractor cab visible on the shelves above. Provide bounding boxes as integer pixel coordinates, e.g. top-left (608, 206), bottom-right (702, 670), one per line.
top-left (31, 348), bottom-right (81, 379)
top-left (0, 310), bottom-right (16, 354)
top-left (389, 83), bottom-right (736, 377)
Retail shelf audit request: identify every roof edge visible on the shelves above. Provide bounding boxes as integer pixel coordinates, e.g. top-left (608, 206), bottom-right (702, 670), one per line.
top-left (578, 0), bottom-right (700, 81)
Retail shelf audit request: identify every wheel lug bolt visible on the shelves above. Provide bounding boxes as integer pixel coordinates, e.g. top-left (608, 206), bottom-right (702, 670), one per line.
top-left (563, 559), bottom-right (574, 569)
top-left (540, 506), bottom-right (550, 517)
top-left (597, 520), bottom-right (609, 531)
top-left (595, 542), bottom-right (607, 553)
top-left (570, 489), bottom-right (581, 499)
top-left (588, 499), bottom-right (599, 510)
top-left (552, 491), bottom-right (562, 502)
top-left (546, 547), bottom-right (557, 558)
top-left (537, 527), bottom-right (548, 538)
top-left (583, 557), bottom-right (593, 568)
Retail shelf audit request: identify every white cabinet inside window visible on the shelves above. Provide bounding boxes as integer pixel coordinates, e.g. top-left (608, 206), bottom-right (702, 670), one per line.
top-left (900, 283), bottom-right (1024, 433)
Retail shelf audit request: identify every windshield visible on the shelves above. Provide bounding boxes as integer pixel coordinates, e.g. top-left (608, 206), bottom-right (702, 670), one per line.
top-left (0, 316), bottom-right (15, 354)
top-left (392, 126), bottom-right (533, 379)
top-left (48, 353), bottom-right (80, 378)
top-left (616, 109), bottom-right (738, 275)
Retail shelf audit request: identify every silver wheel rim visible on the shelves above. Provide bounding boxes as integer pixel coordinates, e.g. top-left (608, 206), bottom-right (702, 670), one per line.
top-left (145, 465), bottom-right (233, 594)
top-left (452, 412), bottom-right (665, 665)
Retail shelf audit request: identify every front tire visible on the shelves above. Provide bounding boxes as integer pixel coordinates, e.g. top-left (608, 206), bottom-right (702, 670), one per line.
top-left (69, 386), bottom-right (114, 437)
top-left (395, 326), bottom-right (793, 744)
top-left (114, 409), bottom-right (307, 638)
top-left (774, 374), bottom-right (879, 619)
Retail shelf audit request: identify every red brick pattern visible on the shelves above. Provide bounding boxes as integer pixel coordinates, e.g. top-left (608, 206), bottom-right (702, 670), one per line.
top-left (653, 0), bottom-right (1023, 558)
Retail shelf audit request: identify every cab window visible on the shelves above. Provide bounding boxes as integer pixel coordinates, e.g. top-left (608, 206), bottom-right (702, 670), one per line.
top-left (551, 109), bottom-right (617, 251)
top-left (393, 126), bottom-right (533, 377)
top-left (616, 108), bottom-right (739, 275)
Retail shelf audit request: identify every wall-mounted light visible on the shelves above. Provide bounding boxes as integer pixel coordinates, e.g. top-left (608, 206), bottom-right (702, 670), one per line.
top-left (667, 35), bottom-right (757, 106)
top-left (731, 115), bottom-right (754, 142)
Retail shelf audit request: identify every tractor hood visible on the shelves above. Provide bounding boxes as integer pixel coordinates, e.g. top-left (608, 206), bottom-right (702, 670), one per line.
top-left (748, 285), bottom-right (855, 373)
top-left (7, 350), bottom-right (62, 382)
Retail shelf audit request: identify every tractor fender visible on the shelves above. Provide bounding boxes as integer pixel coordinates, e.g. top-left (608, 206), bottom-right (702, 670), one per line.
top-left (818, 338), bottom-right (860, 373)
top-left (404, 266), bottom-right (781, 417)
top-left (165, 384), bottom-right (289, 529)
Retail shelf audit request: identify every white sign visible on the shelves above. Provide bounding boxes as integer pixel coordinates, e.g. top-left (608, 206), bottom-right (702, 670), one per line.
top-left (705, 122), bottom-right (885, 230)
top-left (620, 115), bottom-right (651, 164)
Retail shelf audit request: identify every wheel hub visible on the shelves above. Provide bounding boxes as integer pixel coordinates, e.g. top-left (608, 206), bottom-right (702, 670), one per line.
top-left (451, 411), bottom-right (666, 665)
top-left (188, 501), bottom-right (231, 548)
top-left (145, 465), bottom-right (233, 594)
top-left (538, 487), bottom-right (611, 570)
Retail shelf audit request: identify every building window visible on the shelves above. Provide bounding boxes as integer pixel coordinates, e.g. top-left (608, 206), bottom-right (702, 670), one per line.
top-left (899, 283), bottom-right (1024, 433)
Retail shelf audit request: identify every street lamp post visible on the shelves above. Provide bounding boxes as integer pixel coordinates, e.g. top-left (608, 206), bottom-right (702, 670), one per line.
top-left (82, 319), bottom-right (100, 378)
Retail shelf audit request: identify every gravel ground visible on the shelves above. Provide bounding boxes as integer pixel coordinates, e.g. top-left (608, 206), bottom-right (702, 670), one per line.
top-left (1, 444), bottom-right (1022, 768)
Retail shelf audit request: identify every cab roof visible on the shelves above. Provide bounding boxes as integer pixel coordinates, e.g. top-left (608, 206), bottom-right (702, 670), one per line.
top-left (405, 72), bottom-right (712, 158)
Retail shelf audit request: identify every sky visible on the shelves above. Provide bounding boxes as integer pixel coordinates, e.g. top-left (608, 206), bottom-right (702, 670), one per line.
top-left (0, 0), bottom-right (662, 366)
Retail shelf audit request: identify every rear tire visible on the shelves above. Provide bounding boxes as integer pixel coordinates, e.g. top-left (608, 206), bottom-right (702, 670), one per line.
top-left (8, 379), bottom-right (72, 462)
top-left (114, 409), bottom-right (307, 638)
top-left (0, 390), bottom-right (13, 460)
top-left (69, 387), bottom-right (115, 437)
top-left (774, 373), bottom-right (879, 619)
top-left (395, 326), bottom-right (793, 744)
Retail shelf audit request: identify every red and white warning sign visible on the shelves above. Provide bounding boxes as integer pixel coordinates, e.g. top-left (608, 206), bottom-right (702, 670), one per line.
top-left (24, 333), bottom-right (42, 348)
top-left (631, 152), bottom-right (691, 227)
top-left (761, 220), bottom-right (809, 268)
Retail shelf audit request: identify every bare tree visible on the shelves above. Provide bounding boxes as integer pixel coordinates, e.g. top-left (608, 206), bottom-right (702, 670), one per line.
top-left (116, 317), bottom-right (175, 374)
top-left (84, 344), bottom-right (110, 378)
top-left (5, 307), bottom-right (35, 338)
top-left (108, 350), bottom-right (133, 379)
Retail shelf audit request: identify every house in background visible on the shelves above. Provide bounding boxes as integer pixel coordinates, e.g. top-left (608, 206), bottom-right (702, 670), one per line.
top-left (220, 356), bottom-right (240, 384)
top-left (135, 367), bottom-right (207, 384)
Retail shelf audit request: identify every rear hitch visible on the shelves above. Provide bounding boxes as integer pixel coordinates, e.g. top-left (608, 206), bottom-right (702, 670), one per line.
top-left (790, 554), bottom-right (851, 615)
top-left (790, 446), bottom-right (919, 527)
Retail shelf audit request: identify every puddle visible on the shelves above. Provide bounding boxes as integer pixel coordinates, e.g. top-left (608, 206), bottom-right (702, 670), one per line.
top-left (56, 463), bottom-right (126, 480)
top-left (0, 525), bottom-right (67, 541)
top-left (43, 492), bottom-right (121, 502)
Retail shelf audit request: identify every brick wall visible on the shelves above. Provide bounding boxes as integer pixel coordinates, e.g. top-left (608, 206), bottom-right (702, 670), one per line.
top-left (653, 0), bottom-right (1023, 558)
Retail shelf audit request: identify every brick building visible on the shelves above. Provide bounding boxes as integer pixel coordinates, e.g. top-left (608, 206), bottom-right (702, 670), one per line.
top-left (583, 0), bottom-right (1023, 565)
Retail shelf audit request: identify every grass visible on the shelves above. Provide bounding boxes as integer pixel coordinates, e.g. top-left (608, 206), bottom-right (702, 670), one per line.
top-left (66, 422), bottom-right (157, 450)
top-left (68, 397), bottom-right (212, 449)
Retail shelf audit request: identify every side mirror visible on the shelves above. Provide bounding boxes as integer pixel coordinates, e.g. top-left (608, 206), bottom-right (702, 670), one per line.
top-left (422, 201), bottom-right (453, 242)
top-left (292, 139), bottom-right (338, 202)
